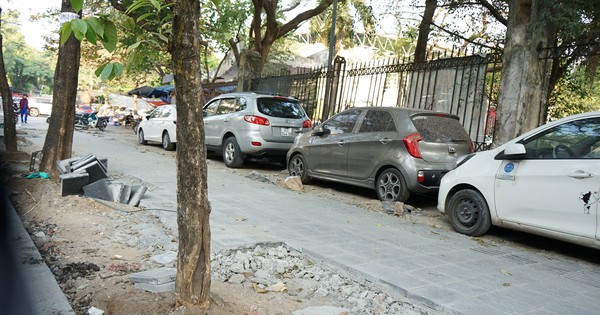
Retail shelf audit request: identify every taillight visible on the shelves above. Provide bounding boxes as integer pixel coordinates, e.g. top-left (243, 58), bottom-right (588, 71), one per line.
top-left (303, 119), bottom-right (312, 128)
top-left (417, 171), bottom-right (424, 182)
top-left (244, 115), bottom-right (270, 126)
top-left (403, 132), bottom-right (423, 158)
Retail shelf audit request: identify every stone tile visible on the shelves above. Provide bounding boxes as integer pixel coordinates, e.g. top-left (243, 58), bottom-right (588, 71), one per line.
top-left (444, 297), bottom-right (509, 315)
top-left (408, 284), bottom-right (469, 308)
top-left (474, 292), bottom-right (537, 314)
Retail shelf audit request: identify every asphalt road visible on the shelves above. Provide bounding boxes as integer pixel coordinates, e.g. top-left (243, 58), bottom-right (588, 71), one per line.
top-left (19, 115), bottom-right (600, 266)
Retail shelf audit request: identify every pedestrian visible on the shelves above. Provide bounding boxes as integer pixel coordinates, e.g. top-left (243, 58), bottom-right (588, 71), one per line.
top-left (19, 94), bottom-right (29, 123)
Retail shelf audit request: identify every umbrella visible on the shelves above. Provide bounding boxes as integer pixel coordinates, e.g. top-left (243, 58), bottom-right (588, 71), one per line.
top-left (127, 86), bottom-right (154, 97)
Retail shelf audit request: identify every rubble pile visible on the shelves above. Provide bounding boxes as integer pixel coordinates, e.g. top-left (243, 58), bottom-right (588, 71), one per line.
top-left (210, 244), bottom-right (425, 315)
top-left (57, 154), bottom-right (147, 206)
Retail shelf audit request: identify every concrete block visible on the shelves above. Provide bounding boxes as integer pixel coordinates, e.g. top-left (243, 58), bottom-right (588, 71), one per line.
top-left (74, 161), bottom-right (107, 183)
top-left (133, 281), bottom-right (174, 293)
top-left (82, 179), bottom-right (112, 201)
top-left (60, 172), bottom-right (90, 196)
top-left (108, 183), bottom-right (125, 203)
top-left (129, 267), bottom-right (176, 285)
top-left (97, 157), bottom-right (108, 171)
top-left (128, 185), bottom-right (148, 207)
top-left (70, 154), bottom-right (95, 172)
top-left (120, 185), bottom-right (132, 204)
top-left (56, 157), bottom-right (80, 175)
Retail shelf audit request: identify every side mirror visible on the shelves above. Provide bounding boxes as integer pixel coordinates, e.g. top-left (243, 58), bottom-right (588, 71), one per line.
top-left (503, 143), bottom-right (526, 159)
top-left (313, 126), bottom-right (331, 137)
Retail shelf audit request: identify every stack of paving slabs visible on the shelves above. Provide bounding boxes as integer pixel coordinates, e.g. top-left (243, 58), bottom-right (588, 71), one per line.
top-left (129, 267), bottom-right (176, 293)
top-left (57, 154), bottom-right (147, 206)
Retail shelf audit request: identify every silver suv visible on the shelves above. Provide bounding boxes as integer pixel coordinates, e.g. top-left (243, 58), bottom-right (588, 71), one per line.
top-left (203, 92), bottom-right (312, 168)
top-left (287, 107), bottom-right (473, 202)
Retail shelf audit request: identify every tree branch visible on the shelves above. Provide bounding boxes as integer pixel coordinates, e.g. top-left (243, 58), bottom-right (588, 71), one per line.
top-left (277, 0), bottom-right (334, 39)
top-left (477, 0), bottom-right (507, 26)
top-left (429, 20), bottom-right (502, 51)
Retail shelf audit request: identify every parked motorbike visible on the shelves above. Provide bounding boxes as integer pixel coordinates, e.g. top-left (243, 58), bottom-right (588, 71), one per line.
top-left (75, 111), bottom-right (109, 131)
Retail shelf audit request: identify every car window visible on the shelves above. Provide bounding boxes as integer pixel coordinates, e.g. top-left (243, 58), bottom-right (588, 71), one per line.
top-left (161, 107), bottom-right (173, 118)
top-left (203, 100), bottom-right (219, 117)
top-left (522, 117), bottom-right (600, 159)
top-left (149, 107), bottom-right (162, 118)
top-left (359, 110), bottom-right (396, 132)
top-left (256, 97), bottom-right (305, 119)
top-left (216, 98), bottom-right (236, 115)
top-left (236, 97), bottom-right (247, 111)
top-left (323, 109), bottom-right (363, 135)
top-left (411, 114), bottom-right (471, 143)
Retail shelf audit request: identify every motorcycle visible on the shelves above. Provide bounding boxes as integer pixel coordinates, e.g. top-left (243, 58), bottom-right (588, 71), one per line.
top-left (75, 111), bottom-right (109, 131)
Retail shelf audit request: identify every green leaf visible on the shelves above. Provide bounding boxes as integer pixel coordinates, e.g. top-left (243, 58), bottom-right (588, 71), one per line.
top-left (99, 63), bottom-right (114, 81)
top-left (150, 0), bottom-right (161, 10)
top-left (128, 41), bottom-right (142, 50)
top-left (108, 63), bottom-right (124, 80)
top-left (126, 1), bottom-right (148, 15)
top-left (70, 0), bottom-right (83, 13)
top-left (101, 20), bottom-right (118, 52)
top-left (156, 33), bottom-right (168, 43)
top-left (85, 27), bottom-right (97, 44)
top-left (71, 19), bottom-right (87, 41)
top-left (87, 17), bottom-right (104, 38)
top-left (137, 12), bottom-right (156, 22)
top-left (60, 22), bottom-right (73, 45)
top-left (95, 64), bottom-right (106, 77)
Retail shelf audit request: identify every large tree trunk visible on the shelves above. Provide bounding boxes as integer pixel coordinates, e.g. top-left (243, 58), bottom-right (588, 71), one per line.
top-left (414, 0), bottom-right (438, 63)
top-left (171, 0), bottom-right (212, 309)
top-left (39, 0), bottom-right (80, 176)
top-left (494, 0), bottom-right (551, 146)
top-left (0, 9), bottom-right (17, 152)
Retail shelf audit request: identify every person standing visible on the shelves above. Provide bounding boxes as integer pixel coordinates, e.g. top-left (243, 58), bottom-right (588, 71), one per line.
top-left (19, 94), bottom-right (29, 123)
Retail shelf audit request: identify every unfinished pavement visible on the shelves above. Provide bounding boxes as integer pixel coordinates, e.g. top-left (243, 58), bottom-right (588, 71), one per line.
top-left (18, 119), bottom-right (600, 314)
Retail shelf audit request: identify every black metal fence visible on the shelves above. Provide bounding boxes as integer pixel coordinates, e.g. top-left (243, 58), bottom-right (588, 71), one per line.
top-left (252, 50), bottom-right (503, 151)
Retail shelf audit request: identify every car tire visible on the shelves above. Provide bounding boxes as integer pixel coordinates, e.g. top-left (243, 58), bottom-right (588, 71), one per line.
top-left (29, 108), bottom-right (40, 117)
top-left (288, 154), bottom-right (310, 184)
top-left (447, 189), bottom-right (491, 236)
top-left (223, 137), bottom-right (245, 168)
top-left (376, 168), bottom-right (410, 202)
top-left (46, 116), bottom-right (50, 124)
top-left (162, 131), bottom-right (175, 151)
top-left (138, 129), bottom-right (147, 145)
top-left (98, 120), bottom-right (107, 131)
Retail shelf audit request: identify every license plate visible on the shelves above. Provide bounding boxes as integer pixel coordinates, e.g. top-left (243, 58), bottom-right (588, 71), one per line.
top-left (281, 127), bottom-right (292, 136)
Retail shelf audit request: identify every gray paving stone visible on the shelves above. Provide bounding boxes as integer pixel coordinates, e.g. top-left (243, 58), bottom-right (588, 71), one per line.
top-left (129, 267), bottom-right (176, 285)
top-left (474, 292), bottom-right (537, 314)
top-left (59, 172), bottom-right (89, 196)
top-left (133, 282), bottom-right (175, 293)
top-left (408, 284), bottom-right (469, 308)
top-left (444, 298), bottom-right (509, 315)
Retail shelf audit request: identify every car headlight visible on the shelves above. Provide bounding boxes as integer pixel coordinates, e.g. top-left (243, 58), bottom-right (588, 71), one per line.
top-left (453, 153), bottom-right (475, 169)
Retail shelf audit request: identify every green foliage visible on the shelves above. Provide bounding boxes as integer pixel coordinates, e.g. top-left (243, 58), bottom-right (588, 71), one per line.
top-left (70, 0), bottom-right (84, 13)
top-left (548, 68), bottom-right (600, 121)
top-left (95, 62), bottom-right (124, 81)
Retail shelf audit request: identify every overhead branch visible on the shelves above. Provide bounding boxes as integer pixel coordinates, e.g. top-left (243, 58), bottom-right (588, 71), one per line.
top-left (429, 20), bottom-right (502, 51)
top-left (277, 0), bottom-right (334, 39)
top-left (477, 0), bottom-right (507, 26)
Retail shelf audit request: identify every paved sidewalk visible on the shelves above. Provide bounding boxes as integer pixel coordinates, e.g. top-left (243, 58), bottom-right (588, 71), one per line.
top-left (15, 120), bottom-right (600, 314)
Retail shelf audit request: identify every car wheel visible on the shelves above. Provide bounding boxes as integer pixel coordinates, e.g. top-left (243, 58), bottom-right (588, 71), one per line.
top-left (46, 116), bottom-right (50, 124)
top-left (98, 120), bottom-right (107, 131)
top-left (447, 189), bottom-right (491, 236)
top-left (138, 129), bottom-right (147, 145)
top-left (29, 108), bottom-right (40, 117)
top-left (223, 137), bottom-right (245, 168)
top-left (162, 131), bottom-right (175, 151)
top-left (376, 168), bottom-right (410, 202)
top-left (288, 154), bottom-right (310, 184)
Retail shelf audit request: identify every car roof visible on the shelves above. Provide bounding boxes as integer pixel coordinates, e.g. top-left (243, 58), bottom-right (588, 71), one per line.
top-left (340, 106), bottom-right (461, 119)
top-left (210, 91), bottom-right (297, 100)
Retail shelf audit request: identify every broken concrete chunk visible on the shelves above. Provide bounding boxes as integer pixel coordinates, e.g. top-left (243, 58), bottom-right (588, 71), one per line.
top-left (108, 183), bottom-right (126, 203)
top-left (129, 267), bottom-right (176, 285)
top-left (56, 157), bottom-right (81, 175)
top-left (133, 282), bottom-right (175, 293)
top-left (283, 176), bottom-right (303, 192)
top-left (87, 306), bottom-right (104, 315)
top-left (82, 179), bottom-right (113, 202)
top-left (120, 185), bottom-right (132, 204)
top-left (70, 154), bottom-right (95, 171)
top-left (60, 172), bottom-right (90, 196)
top-left (128, 185), bottom-right (148, 206)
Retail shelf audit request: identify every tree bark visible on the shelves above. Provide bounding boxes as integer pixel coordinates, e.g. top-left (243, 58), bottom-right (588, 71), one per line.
top-left (414, 0), bottom-right (438, 62)
top-left (494, 0), bottom-right (551, 147)
top-left (39, 0), bottom-right (81, 176)
top-left (0, 9), bottom-right (17, 152)
top-left (171, 0), bottom-right (212, 309)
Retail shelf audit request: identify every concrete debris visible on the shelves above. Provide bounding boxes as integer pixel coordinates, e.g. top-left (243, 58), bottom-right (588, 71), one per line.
top-left (210, 244), bottom-right (423, 314)
top-left (57, 155), bottom-right (146, 207)
top-left (129, 267), bottom-right (176, 293)
top-left (283, 176), bottom-right (304, 192)
top-left (246, 170), bottom-right (272, 183)
top-left (87, 306), bottom-right (105, 315)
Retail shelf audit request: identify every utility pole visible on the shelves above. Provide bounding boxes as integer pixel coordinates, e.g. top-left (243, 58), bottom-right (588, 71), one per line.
top-left (321, 0), bottom-right (338, 122)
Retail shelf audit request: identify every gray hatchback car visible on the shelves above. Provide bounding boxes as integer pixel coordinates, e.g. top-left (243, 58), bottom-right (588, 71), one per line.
top-left (287, 107), bottom-right (473, 202)
top-left (203, 92), bottom-right (312, 168)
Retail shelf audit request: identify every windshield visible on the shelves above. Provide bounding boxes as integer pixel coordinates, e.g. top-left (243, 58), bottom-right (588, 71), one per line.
top-left (256, 97), bottom-right (306, 119)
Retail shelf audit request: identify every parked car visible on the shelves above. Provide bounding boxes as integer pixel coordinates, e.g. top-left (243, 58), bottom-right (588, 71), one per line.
top-left (137, 104), bottom-right (177, 151)
top-left (28, 98), bottom-right (53, 117)
top-left (287, 107), bottom-right (473, 202)
top-left (203, 92), bottom-right (312, 167)
top-left (438, 111), bottom-right (600, 249)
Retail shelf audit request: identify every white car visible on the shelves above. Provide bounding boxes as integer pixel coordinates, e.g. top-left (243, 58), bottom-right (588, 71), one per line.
top-left (137, 105), bottom-right (177, 151)
top-left (28, 98), bottom-right (53, 117)
top-left (438, 111), bottom-right (600, 249)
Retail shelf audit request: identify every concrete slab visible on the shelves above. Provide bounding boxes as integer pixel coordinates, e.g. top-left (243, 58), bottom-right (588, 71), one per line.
top-left (120, 185), bottom-right (131, 204)
top-left (133, 281), bottom-right (174, 293)
top-left (129, 267), bottom-right (176, 285)
top-left (73, 161), bottom-right (107, 183)
top-left (56, 157), bottom-right (80, 175)
top-left (70, 154), bottom-right (95, 171)
top-left (59, 172), bottom-right (90, 196)
top-left (127, 185), bottom-right (148, 207)
top-left (82, 179), bottom-right (112, 201)
top-left (108, 183), bottom-right (125, 203)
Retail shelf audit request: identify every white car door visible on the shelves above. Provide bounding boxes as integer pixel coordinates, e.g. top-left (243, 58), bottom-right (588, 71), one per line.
top-left (494, 117), bottom-right (600, 239)
top-left (145, 107), bottom-right (165, 141)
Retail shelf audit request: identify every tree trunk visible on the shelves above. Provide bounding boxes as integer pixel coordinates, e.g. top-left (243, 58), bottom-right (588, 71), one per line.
top-left (0, 9), bottom-right (17, 152)
top-left (414, 0), bottom-right (437, 63)
top-left (39, 0), bottom-right (81, 176)
top-left (494, 0), bottom-right (551, 147)
top-left (171, 0), bottom-right (212, 309)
